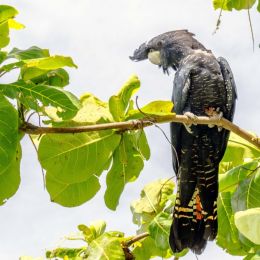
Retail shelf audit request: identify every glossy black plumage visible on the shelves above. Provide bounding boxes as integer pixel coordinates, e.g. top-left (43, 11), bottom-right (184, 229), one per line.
top-left (130, 30), bottom-right (237, 254)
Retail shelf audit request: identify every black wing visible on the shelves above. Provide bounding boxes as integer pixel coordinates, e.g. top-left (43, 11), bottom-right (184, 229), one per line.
top-left (217, 57), bottom-right (237, 159)
top-left (170, 65), bottom-right (192, 174)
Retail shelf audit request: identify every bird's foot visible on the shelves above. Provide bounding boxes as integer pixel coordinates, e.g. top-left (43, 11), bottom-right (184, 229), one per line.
top-left (184, 112), bottom-right (198, 133)
top-left (205, 107), bottom-right (223, 131)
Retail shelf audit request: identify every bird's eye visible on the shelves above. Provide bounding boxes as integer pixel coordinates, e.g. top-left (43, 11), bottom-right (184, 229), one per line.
top-left (157, 41), bottom-right (163, 47)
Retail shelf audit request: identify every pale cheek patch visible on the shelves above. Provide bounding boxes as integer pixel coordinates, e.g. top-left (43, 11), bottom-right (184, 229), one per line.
top-left (148, 51), bottom-right (161, 65)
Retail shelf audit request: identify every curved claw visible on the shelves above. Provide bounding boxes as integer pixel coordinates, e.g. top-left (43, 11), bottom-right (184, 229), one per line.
top-left (184, 112), bottom-right (198, 133)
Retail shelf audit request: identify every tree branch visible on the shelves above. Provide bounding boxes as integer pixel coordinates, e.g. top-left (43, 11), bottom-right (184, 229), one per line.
top-left (123, 232), bottom-right (149, 247)
top-left (20, 115), bottom-right (260, 149)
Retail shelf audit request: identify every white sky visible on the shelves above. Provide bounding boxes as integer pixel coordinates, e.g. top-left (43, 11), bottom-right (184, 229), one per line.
top-left (1, 0), bottom-right (260, 259)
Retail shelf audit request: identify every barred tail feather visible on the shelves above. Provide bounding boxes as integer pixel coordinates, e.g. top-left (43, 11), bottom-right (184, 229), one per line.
top-left (169, 188), bottom-right (218, 255)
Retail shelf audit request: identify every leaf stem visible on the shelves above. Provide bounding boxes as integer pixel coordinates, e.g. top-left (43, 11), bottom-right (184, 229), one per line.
top-left (20, 115), bottom-right (260, 149)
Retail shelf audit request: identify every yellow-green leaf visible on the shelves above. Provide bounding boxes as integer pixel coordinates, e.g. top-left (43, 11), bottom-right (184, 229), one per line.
top-left (235, 208), bottom-right (260, 245)
top-left (109, 75), bottom-right (140, 121)
top-left (8, 19), bottom-right (25, 30)
top-left (126, 100), bottom-right (174, 120)
top-left (39, 131), bottom-right (121, 184)
top-left (23, 55), bottom-right (77, 70)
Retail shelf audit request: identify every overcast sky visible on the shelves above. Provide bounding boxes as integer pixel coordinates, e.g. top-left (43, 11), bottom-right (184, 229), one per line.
top-left (1, 0), bottom-right (260, 259)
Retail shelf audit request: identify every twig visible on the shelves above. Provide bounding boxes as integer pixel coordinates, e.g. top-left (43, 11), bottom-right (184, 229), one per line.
top-left (123, 232), bottom-right (149, 247)
top-left (247, 3), bottom-right (255, 51)
top-left (20, 115), bottom-right (260, 149)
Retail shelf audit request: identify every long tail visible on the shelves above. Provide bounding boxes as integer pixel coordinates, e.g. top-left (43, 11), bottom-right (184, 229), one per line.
top-left (169, 133), bottom-right (219, 255)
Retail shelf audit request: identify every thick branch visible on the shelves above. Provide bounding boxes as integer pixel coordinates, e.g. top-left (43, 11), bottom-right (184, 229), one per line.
top-left (20, 115), bottom-right (260, 149)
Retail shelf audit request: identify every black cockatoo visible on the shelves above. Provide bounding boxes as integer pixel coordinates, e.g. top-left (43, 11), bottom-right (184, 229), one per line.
top-left (130, 30), bottom-right (237, 254)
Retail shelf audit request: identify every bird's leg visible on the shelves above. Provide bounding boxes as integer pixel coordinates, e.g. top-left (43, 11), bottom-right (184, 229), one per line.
top-left (205, 107), bottom-right (223, 131)
top-left (183, 111), bottom-right (198, 134)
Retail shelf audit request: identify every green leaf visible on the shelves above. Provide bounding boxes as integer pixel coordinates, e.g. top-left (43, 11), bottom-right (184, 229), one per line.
top-left (0, 81), bottom-right (81, 119)
top-left (23, 55), bottom-right (77, 70)
top-left (0, 94), bottom-right (18, 175)
top-left (39, 131), bottom-right (120, 184)
top-left (217, 192), bottom-right (247, 255)
top-left (86, 234), bottom-right (125, 260)
top-left (46, 247), bottom-right (84, 259)
top-left (0, 144), bottom-right (21, 205)
top-left (148, 212), bottom-right (172, 250)
top-left (71, 93), bottom-right (113, 124)
top-left (231, 166), bottom-right (260, 212)
top-left (219, 159), bottom-right (260, 193)
top-left (104, 132), bottom-right (144, 210)
top-left (235, 208), bottom-right (260, 245)
top-left (0, 51), bottom-right (7, 64)
top-left (78, 220), bottom-right (106, 243)
top-left (132, 236), bottom-right (172, 260)
top-left (46, 174), bottom-right (100, 207)
top-left (244, 252), bottom-right (260, 260)
top-left (22, 68), bottom-right (70, 87)
top-left (130, 130), bottom-right (150, 160)
top-left (126, 100), bottom-right (174, 120)
top-left (220, 132), bottom-right (260, 174)
top-left (0, 5), bottom-right (18, 23)
top-left (258, 0), bottom-right (260, 12)
top-left (213, 0), bottom-right (256, 10)
top-left (109, 75), bottom-right (140, 121)
top-left (0, 61), bottom-right (23, 74)
top-left (45, 68), bottom-right (70, 87)
top-left (0, 21), bottom-right (10, 48)
top-left (8, 46), bottom-right (50, 60)
top-left (131, 179), bottom-right (175, 215)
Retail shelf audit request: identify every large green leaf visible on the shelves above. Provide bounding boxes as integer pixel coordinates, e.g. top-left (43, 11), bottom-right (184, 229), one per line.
top-left (73, 93), bottom-right (113, 124)
top-left (0, 81), bottom-right (81, 119)
top-left (258, 0), bottom-right (260, 11)
top-left (148, 212), bottom-right (172, 250)
top-left (231, 167), bottom-right (260, 212)
top-left (39, 130), bottom-right (121, 184)
top-left (217, 192), bottom-right (247, 255)
top-left (8, 46), bottom-right (50, 60)
top-left (234, 208), bottom-right (260, 245)
top-left (219, 159), bottom-right (260, 193)
top-left (0, 94), bottom-right (18, 175)
top-left (0, 144), bottom-right (21, 205)
top-left (109, 75), bottom-right (140, 121)
top-left (104, 132), bottom-right (144, 210)
top-left (220, 133), bottom-right (260, 174)
top-left (23, 55), bottom-right (77, 70)
top-left (86, 234), bottom-right (125, 260)
top-left (126, 100), bottom-right (174, 120)
top-left (0, 5), bottom-right (22, 49)
top-left (0, 21), bottom-right (10, 48)
top-left (0, 5), bottom-right (18, 23)
top-left (213, 0), bottom-right (257, 10)
top-left (46, 174), bottom-right (100, 207)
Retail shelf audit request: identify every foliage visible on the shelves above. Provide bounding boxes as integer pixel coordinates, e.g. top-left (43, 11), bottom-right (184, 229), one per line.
top-left (217, 134), bottom-right (260, 258)
top-left (1, 2), bottom-right (260, 260)
top-left (213, 0), bottom-right (260, 12)
top-left (0, 4), bottom-right (175, 209)
top-left (42, 179), bottom-right (188, 260)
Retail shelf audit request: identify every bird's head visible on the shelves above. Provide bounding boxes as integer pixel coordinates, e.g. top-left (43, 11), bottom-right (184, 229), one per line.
top-left (130, 30), bottom-right (208, 73)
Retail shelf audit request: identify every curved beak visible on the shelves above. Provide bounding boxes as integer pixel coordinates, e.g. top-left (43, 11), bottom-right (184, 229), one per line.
top-left (129, 42), bottom-right (148, 61)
